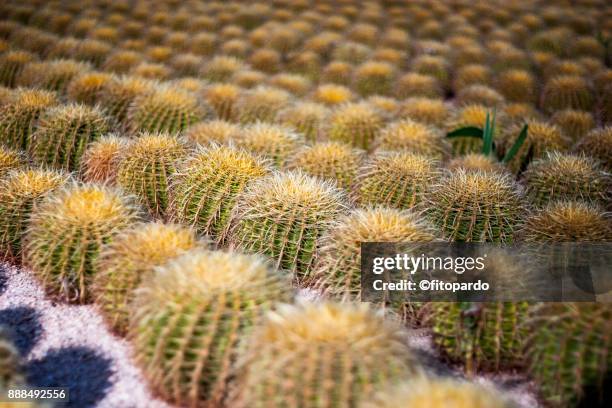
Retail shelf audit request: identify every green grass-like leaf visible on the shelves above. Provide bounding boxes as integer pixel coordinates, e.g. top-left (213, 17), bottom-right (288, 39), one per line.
top-left (446, 126), bottom-right (483, 138)
top-left (502, 124), bottom-right (528, 163)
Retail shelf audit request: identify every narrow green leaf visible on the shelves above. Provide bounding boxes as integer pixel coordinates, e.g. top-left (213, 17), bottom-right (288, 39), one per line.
top-left (502, 124), bottom-right (529, 163)
top-left (446, 126), bottom-right (483, 139)
top-left (481, 111), bottom-right (494, 156)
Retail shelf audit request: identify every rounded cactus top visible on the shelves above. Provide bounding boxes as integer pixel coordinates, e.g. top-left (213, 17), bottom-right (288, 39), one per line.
top-left (138, 249), bottom-right (289, 300)
top-left (520, 201), bottom-right (612, 242)
top-left (37, 183), bottom-right (140, 225)
top-left (185, 120), bottom-right (242, 146)
top-left (375, 119), bottom-right (449, 157)
top-left (363, 379), bottom-right (517, 408)
top-left (0, 168), bottom-right (68, 198)
top-left (0, 147), bottom-right (26, 176)
top-left (11, 87), bottom-right (58, 108)
top-left (258, 302), bottom-right (409, 347)
top-left (124, 132), bottom-right (186, 157)
top-left (433, 170), bottom-right (524, 204)
top-left (447, 153), bottom-right (508, 174)
top-left (312, 84), bottom-right (353, 105)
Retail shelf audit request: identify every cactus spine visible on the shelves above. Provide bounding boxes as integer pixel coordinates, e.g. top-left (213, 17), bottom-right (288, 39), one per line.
top-left (129, 249), bottom-right (291, 407)
top-left (23, 183), bottom-right (141, 303)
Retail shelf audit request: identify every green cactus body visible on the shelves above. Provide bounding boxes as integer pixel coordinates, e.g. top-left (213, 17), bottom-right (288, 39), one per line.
top-left (374, 120), bottom-right (451, 159)
top-left (522, 152), bottom-right (610, 207)
top-left (354, 152), bottom-right (441, 210)
top-left (0, 169), bottom-right (68, 261)
top-left (17, 59), bottom-right (92, 94)
top-left (310, 207), bottom-right (437, 303)
top-left (428, 302), bottom-right (529, 374)
top-left (98, 75), bottom-right (156, 125)
top-left (23, 183), bottom-right (141, 303)
top-left (523, 303), bottom-right (611, 407)
top-left (0, 147), bottom-right (26, 178)
top-left (353, 61), bottom-right (396, 97)
top-left (127, 86), bottom-right (211, 134)
top-left (228, 171), bottom-right (347, 280)
top-left (28, 104), bottom-right (110, 172)
top-left (0, 50), bottom-right (36, 87)
top-left (129, 249), bottom-right (291, 407)
top-left (425, 170), bottom-right (525, 243)
top-left (0, 89), bottom-right (59, 151)
top-left (230, 302), bottom-right (425, 408)
top-left (93, 222), bottom-right (201, 334)
top-left (573, 127), bottom-right (612, 171)
top-left (66, 72), bottom-right (114, 105)
top-left (237, 123), bottom-right (304, 167)
top-left (285, 142), bottom-right (364, 190)
top-left (116, 133), bottom-right (187, 219)
top-left (276, 102), bottom-right (329, 143)
top-left (541, 75), bottom-right (594, 114)
top-left (328, 102), bottom-right (384, 151)
top-left (234, 86), bottom-right (291, 124)
top-left (169, 144), bottom-right (270, 240)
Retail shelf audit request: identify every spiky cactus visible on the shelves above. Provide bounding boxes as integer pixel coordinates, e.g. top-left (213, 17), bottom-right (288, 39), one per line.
top-left (363, 379), bottom-right (517, 408)
top-left (285, 142), bottom-right (364, 190)
top-left (501, 121), bottom-right (571, 174)
top-left (23, 183), bottom-right (141, 303)
top-left (201, 55), bottom-right (245, 82)
top-left (396, 72), bottom-right (443, 99)
top-left (127, 86), bottom-right (212, 134)
top-left (0, 50), bottom-right (36, 87)
top-left (523, 303), bottom-right (611, 407)
top-left (328, 102), bottom-right (384, 151)
top-left (203, 83), bottom-right (240, 121)
top-left (28, 103), bottom-right (109, 172)
top-left (541, 75), bottom-right (594, 114)
top-left (456, 85), bottom-right (505, 108)
top-left (0, 169), bottom-right (68, 261)
top-left (551, 109), bottom-right (594, 142)
top-left (228, 171), bottom-right (347, 280)
top-left (309, 207), bottom-right (437, 301)
top-left (129, 249), bottom-right (291, 407)
top-left (0, 147), bottom-right (26, 177)
top-left (353, 61), bottom-right (396, 97)
top-left (519, 201), bottom-right (611, 242)
top-left (447, 153), bottom-right (508, 175)
top-left (16, 59), bottom-right (91, 94)
top-left (354, 152), bottom-right (441, 210)
top-left (116, 133), bottom-right (187, 219)
top-left (495, 69), bottom-right (536, 103)
top-left (311, 83), bottom-right (353, 106)
top-left (237, 123), bottom-right (304, 167)
top-left (275, 102), bottom-right (329, 142)
top-left (93, 222), bottom-right (201, 334)
top-left (374, 119), bottom-right (451, 159)
top-left (230, 302), bottom-right (425, 408)
top-left (234, 86), bottom-right (290, 124)
top-left (184, 120), bottom-right (242, 146)
top-left (169, 144), bottom-right (270, 240)
top-left (66, 72), bottom-right (114, 105)
top-left (445, 104), bottom-right (504, 156)
top-left (425, 170), bottom-right (525, 243)
top-left (97, 75), bottom-right (156, 125)
top-left (80, 134), bottom-right (130, 184)
top-left (0, 88), bottom-right (58, 150)
top-left (573, 127), bottom-right (612, 171)
top-left (398, 97), bottom-right (450, 127)
top-left (522, 152), bottom-right (610, 207)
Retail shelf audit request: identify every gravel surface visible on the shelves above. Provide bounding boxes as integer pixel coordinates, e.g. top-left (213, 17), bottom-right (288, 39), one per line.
top-left (1, 262), bottom-right (540, 408)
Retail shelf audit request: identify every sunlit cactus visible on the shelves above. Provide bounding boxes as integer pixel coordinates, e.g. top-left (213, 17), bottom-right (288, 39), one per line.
top-left (24, 183), bottom-right (141, 303)
top-left (573, 127), bottom-right (612, 171)
top-left (203, 83), bottom-right (241, 121)
top-left (268, 73), bottom-right (311, 96)
top-left (66, 72), bottom-right (114, 105)
top-left (116, 132), bottom-right (188, 219)
top-left (169, 144), bottom-right (270, 239)
top-left (230, 302), bottom-right (424, 408)
top-left (374, 119), bottom-right (451, 159)
top-left (541, 75), bottom-right (594, 114)
top-left (354, 151), bottom-right (441, 210)
top-left (228, 171), bottom-right (347, 279)
top-left (495, 69), bottom-right (536, 103)
top-left (425, 170), bottom-right (525, 243)
top-left (550, 109), bottom-right (594, 142)
top-left (17, 59), bottom-right (92, 94)
top-left (328, 102), bottom-right (384, 151)
top-left (29, 103), bottom-right (110, 171)
top-left (309, 207), bottom-right (437, 301)
top-left (129, 249), bottom-right (291, 407)
top-left (276, 102), bottom-right (328, 142)
top-left (0, 168), bottom-right (69, 261)
top-left (237, 123), bottom-right (304, 167)
top-left (80, 134), bottom-right (130, 184)
top-left (102, 50), bottom-right (144, 74)
top-left (453, 64), bottom-right (491, 92)
top-left (93, 222), bottom-right (201, 334)
top-left (0, 50), bottom-right (37, 87)
top-left (311, 83), bottom-right (354, 106)
top-left (97, 75), bottom-right (156, 125)
top-left (0, 147), bottom-right (26, 177)
top-left (201, 55), bottom-right (245, 82)
top-left (234, 86), bottom-right (291, 124)
top-left (184, 120), bottom-right (242, 146)
top-left (456, 85), bottom-right (505, 108)
top-left (396, 72), bottom-right (443, 99)
top-left (285, 142), bottom-right (364, 190)
top-left (447, 153), bottom-right (508, 175)
top-left (353, 61), bottom-right (396, 97)
top-left (127, 85), bottom-right (212, 134)
top-left (397, 97), bottom-right (450, 127)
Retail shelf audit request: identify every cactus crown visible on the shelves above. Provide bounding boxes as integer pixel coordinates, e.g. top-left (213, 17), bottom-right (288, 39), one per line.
top-left (328, 102), bottom-right (384, 150)
top-left (312, 83), bottom-right (353, 105)
top-left (0, 147), bottom-right (26, 176)
top-left (80, 134), bottom-right (130, 184)
top-left (573, 127), bottom-right (612, 170)
top-left (398, 97), bottom-right (450, 127)
top-left (238, 122), bottom-right (303, 167)
top-left (66, 71), bottom-right (113, 104)
top-left (275, 101), bottom-right (328, 142)
top-left (235, 86), bottom-right (290, 123)
top-left (375, 119), bottom-right (450, 158)
top-left (447, 153), bottom-right (507, 174)
top-left (520, 201), bottom-right (611, 242)
top-left (184, 120), bottom-right (242, 146)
